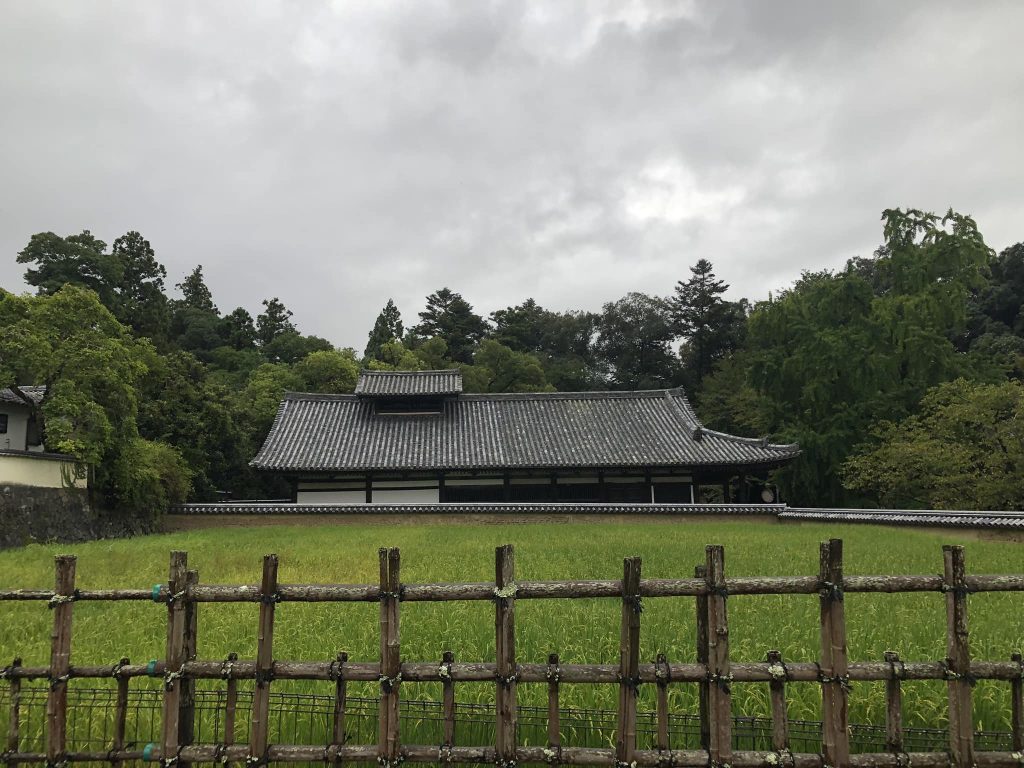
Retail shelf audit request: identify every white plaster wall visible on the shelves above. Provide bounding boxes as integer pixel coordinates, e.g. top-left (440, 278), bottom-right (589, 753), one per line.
top-left (0, 453), bottom-right (86, 489)
top-left (296, 489), bottom-right (365, 504)
top-left (0, 407), bottom-right (29, 452)
top-left (372, 487), bottom-right (440, 504)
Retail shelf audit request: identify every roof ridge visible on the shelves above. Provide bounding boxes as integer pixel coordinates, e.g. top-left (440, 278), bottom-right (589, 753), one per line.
top-left (359, 368), bottom-right (461, 375)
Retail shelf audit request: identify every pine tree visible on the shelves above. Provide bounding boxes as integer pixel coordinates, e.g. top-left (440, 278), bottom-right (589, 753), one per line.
top-left (256, 297), bottom-right (296, 346)
top-left (175, 265), bottom-right (218, 314)
top-left (364, 299), bottom-right (405, 360)
top-left (669, 259), bottom-right (736, 388)
top-left (412, 288), bottom-right (488, 364)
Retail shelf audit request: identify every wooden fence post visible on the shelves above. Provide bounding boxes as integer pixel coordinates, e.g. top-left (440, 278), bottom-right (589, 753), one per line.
top-left (179, 569), bottom-right (199, 760)
top-left (495, 544), bottom-right (517, 768)
top-left (112, 656), bottom-right (130, 763)
top-left (6, 657), bottom-right (21, 756)
top-left (819, 538), bottom-right (850, 768)
top-left (441, 650), bottom-right (455, 749)
top-left (616, 557), bottom-right (642, 766)
top-left (655, 653), bottom-right (670, 753)
top-left (546, 653), bottom-right (560, 755)
top-left (47, 555), bottom-right (76, 766)
top-left (332, 651), bottom-right (348, 765)
top-left (161, 551), bottom-right (188, 767)
top-left (695, 563), bottom-right (710, 752)
top-left (249, 554), bottom-right (279, 765)
top-left (766, 650), bottom-right (789, 751)
top-left (223, 652), bottom-right (239, 749)
top-left (378, 548), bottom-right (401, 767)
top-left (705, 545), bottom-right (731, 766)
top-left (1011, 651), bottom-right (1023, 752)
top-left (943, 545), bottom-right (973, 768)
top-left (883, 651), bottom-right (904, 753)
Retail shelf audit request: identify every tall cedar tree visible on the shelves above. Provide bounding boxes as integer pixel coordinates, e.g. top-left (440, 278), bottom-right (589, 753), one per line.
top-left (413, 287), bottom-right (488, 363)
top-left (256, 297), bottom-right (296, 346)
top-left (110, 231), bottom-right (170, 341)
top-left (669, 259), bottom-right (738, 389)
top-left (364, 299), bottom-right (405, 360)
top-left (175, 265), bottom-right (218, 313)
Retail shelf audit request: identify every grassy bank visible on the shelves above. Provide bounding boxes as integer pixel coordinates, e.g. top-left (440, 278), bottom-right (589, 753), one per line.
top-left (0, 519), bottom-right (1020, 736)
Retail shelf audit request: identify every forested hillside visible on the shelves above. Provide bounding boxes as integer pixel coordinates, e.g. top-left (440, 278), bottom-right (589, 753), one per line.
top-left (1, 208), bottom-right (1021, 516)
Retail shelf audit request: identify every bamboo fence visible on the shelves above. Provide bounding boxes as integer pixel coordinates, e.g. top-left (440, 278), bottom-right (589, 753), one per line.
top-left (0, 540), bottom-right (1022, 767)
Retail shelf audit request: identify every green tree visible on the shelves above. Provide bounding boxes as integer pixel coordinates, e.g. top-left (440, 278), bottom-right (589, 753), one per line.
top-left (109, 231), bottom-right (170, 341)
top-left (256, 297), bottom-right (296, 347)
top-left (295, 349), bottom-right (360, 393)
top-left (843, 378), bottom-right (1024, 510)
top-left (263, 331), bottom-right (333, 365)
top-left (16, 231), bottom-right (121, 306)
top-left (461, 340), bottom-right (552, 393)
top-left (221, 307), bottom-right (258, 350)
top-left (668, 259), bottom-right (743, 389)
top-left (364, 299), bottom-right (405, 360)
top-left (364, 340), bottom-right (430, 371)
top-left (746, 208), bottom-right (993, 504)
top-left (0, 286), bottom-right (190, 518)
top-left (412, 288), bottom-right (488, 363)
top-left (594, 292), bottom-right (679, 389)
top-left (175, 265), bottom-right (218, 313)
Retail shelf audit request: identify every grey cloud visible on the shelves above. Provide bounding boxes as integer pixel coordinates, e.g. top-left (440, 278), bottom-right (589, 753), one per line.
top-left (1, 1), bottom-right (1021, 351)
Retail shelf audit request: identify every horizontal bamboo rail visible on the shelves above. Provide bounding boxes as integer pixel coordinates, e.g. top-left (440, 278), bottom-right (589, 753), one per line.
top-left (0, 541), bottom-right (1022, 767)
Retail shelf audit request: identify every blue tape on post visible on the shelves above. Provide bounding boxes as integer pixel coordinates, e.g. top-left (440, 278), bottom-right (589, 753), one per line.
top-left (142, 743), bottom-right (156, 762)
top-left (152, 584), bottom-right (162, 602)
top-left (146, 659), bottom-right (158, 676)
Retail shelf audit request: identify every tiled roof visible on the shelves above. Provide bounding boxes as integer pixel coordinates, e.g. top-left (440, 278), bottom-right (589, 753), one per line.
top-left (355, 369), bottom-right (463, 397)
top-left (779, 507), bottom-right (1024, 530)
top-left (0, 386), bottom-right (45, 406)
top-left (173, 502), bottom-right (785, 516)
top-left (252, 386), bottom-right (799, 472)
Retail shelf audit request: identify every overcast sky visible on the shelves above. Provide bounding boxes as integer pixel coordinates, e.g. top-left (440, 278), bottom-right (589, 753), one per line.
top-left (1, 1), bottom-right (1022, 350)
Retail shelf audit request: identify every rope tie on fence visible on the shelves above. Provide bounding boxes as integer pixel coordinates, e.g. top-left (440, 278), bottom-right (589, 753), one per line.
top-left (44, 758), bottom-right (68, 768)
top-left (710, 584), bottom-right (729, 599)
top-left (618, 672), bottom-right (641, 692)
top-left (220, 654), bottom-right (237, 679)
top-left (246, 747), bottom-right (270, 768)
top-left (767, 659), bottom-right (790, 681)
top-left (940, 582), bottom-right (972, 598)
top-left (438, 658), bottom-right (453, 681)
top-left (164, 664), bottom-right (186, 691)
top-left (377, 756), bottom-right (404, 768)
top-left (437, 744), bottom-right (454, 764)
top-left (893, 752), bottom-right (912, 768)
top-left (47, 589), bottom-right (80, 608)
top-left (816, 670), bottom-right (851, 693)
top-left (545, 660), bottom-right (560, 684)
top-left (48, 672), bottom-right (70, 690)
top-left (819, 580), bottom-right (844, 602)
top-left (212, 744), bottom-right (228, 765)
top-left (110, 657), bottom-right (130, 678)
top-left (255, 661), bottom-right (275, 687)
top-left (493, 582), bottom-right (517, 601)
top-left (706, 670), bottom-right (732, 693)
top-left (940, 658), bottom-right (977, 686)
top-left (656, 749), bottom-right (678, 767)
top-left (496, 669), bottom-right (518, 688)
top-left (329, 657), bottom-right (346, 682)
top-left (494, 758), bottom-right (516, 768)
top-left (887, 655), bottom-right (906, 681)
top-left (160, 746), bottom-right (183, 768)
top-left (655, 657), bottom-right (672, 684)
top-left (379, 587), bottom-right (403, 601)
top-left (378, 672), bottom-right (402, 692)
top-left (542, 746), bottom-right (561, 765)
top-left (615, 761), bottom-right (638, 768)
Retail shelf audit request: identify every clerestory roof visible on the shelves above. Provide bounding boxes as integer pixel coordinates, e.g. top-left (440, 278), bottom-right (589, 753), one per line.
top-left (354, 369), bottom-right (463, 397)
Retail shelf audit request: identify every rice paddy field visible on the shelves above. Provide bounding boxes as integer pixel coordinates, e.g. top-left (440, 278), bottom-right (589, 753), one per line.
top-left (0, 518), bottom-right (1021, 752)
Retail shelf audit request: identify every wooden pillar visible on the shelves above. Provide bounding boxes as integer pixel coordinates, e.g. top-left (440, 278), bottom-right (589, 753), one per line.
top-left (46, 555), bottom-right (76, 767)
top-left (616, 557), bottom-right (641, 765)
top-left (766, 649), bottom-right (789, 751)
top-left (819, 539), bottom-right (850, 768)
top-left (378, 548), bottom-right (401, 766)
top-left (6, 657), bottom-right (21, 755)
top-left (655, 653), bottom-right (670, 753)
top-left (112, 657), bottom-right (130, 762)
top-left (705, 546), bottom-right (731, 765)
top-left (495, 545), bottom-right (517, 767)
top-left (249, 554), bottom-right (278, 764)
top-left (441, 650), bottom-right (456, 748)
top-left (547, 653), bottom-right (560, 754)
top-left (884, 651), bottom-right (904, 753)
top-left (695, 564), bottom-right (710, 751)
top-left (332, 651), bottom-right (348, 764)
top-left (160, 552), bottom-right (188, 766)
top-left (179, 569), bottom-right (199, 758)
top-left (223, 653), bottom-right (239, 749)
top-left (943, 545), bottom-right (973, 768)
top-left (1011, 651), bottom-right (1023, 751)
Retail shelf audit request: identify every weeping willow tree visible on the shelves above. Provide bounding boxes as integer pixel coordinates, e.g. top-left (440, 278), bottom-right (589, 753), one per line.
top-left (744, 208), bottom-right (993, 505)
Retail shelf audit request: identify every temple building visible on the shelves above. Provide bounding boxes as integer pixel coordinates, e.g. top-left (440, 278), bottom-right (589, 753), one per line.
top-left (252, 370), bottom-right (799, 505)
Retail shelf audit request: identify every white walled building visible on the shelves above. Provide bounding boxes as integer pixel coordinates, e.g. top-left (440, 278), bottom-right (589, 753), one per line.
top-left (252, 370), bottom-right (799, 506)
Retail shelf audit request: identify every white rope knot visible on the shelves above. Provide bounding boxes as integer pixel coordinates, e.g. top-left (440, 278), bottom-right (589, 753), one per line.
top-left (767, 662), bottom-right (787, 681)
